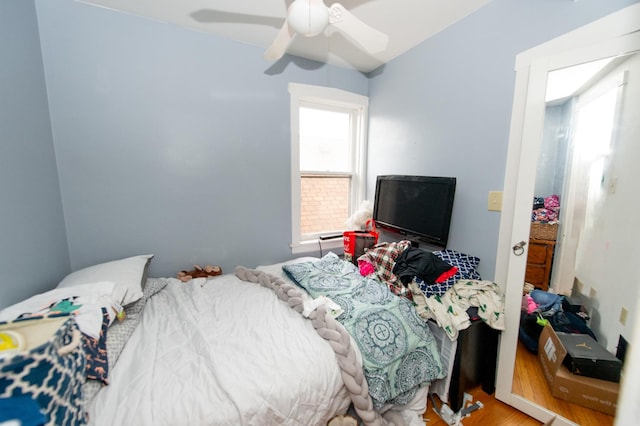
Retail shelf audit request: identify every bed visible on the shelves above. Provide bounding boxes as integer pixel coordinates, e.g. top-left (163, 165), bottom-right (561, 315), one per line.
top-left (87, 270), bottom-right (352, 425)
top-left (0, 247), bottom-right (504, 426)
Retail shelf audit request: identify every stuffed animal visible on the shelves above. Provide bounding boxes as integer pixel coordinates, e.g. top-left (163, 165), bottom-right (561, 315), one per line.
top-left (177, 264), bottom-right (222, 282)
top-left (346, 200), bottom-right (373, 230)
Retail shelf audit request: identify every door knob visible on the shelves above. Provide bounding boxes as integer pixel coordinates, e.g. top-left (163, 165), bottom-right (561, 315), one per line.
top-left (512, 240), bottom-right (527, 256)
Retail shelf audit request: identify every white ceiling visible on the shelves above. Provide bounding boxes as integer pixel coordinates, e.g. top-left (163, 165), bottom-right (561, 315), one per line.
top-left (76, 0), bottom-right (491, 73)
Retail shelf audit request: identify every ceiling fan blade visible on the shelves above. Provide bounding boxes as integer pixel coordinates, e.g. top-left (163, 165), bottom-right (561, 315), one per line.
top-left (264, 21), bottom-right (296, 61)
top-left (328, 3), bottom-right (388, 54)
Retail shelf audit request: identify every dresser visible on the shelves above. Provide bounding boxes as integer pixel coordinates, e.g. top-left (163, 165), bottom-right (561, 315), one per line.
top-left (525, 238), bottom-right (556, 291)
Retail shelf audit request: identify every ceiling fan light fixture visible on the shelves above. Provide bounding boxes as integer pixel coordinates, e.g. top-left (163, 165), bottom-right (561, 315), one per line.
top-left (264, 0), bottom-right (388, 63)
top-left (287, 0), bottom-right (329, 37)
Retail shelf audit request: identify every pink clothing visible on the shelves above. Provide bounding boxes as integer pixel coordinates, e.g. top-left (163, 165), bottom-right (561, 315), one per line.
top-left (358, 259), bottom-right (376, 276)
top-left (522, 294), bottom-right (538, 314)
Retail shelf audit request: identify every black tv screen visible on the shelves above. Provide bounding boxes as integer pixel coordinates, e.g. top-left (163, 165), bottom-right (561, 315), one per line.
top-left (373, 175), bottom-right (456, 247)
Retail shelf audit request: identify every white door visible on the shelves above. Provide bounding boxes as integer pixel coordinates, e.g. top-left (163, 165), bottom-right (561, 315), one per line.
top-left (494, 6), bottom-right (640, 425)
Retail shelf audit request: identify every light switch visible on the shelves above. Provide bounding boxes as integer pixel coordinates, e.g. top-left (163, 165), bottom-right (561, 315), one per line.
top-left (488, 191), bottom-right (503, 211)
top-left (620, 306), bottom-right (628, 326)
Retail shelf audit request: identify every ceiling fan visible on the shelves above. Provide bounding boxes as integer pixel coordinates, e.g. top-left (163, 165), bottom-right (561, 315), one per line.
top-left (264, 0), bottom-right (389, 61)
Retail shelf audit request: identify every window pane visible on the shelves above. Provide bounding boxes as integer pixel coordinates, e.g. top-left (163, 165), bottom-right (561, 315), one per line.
top-left (289, 82), bottom-right (368, 248)
top-left (301, 175), bottom-right (350, 235)
top-left (299, 107), bottom-right (350, 172)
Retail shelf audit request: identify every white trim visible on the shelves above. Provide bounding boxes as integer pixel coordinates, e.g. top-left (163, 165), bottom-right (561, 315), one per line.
top-left (288, 83), bottom-right (368, 253)
top-left (291, 238), bottom-right (343, 255)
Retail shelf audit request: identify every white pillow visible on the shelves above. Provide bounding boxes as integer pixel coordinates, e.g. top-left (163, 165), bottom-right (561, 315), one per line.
top-left (57, 255), bottom-right (154, 306)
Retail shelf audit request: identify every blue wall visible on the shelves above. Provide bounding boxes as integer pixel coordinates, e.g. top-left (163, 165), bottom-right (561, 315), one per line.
top-left (35, 0), bottom-right (368, 279)
top-left (1, 0), bottom-right (637, 306)
top-left (0, 0), bottom-right (70, 309)
top-left (367, 0), bottom-right (639, 280)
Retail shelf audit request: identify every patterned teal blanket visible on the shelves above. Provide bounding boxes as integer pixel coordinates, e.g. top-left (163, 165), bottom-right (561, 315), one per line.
top-left (283, 253), bottom-right (445, 408)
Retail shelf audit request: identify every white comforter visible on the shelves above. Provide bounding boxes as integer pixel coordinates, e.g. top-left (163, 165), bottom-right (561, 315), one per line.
top-left (88, 274), bottom-right (350, 425)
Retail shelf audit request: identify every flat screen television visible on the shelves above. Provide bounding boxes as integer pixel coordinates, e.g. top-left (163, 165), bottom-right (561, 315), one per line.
top-left (372, 175), bottom-right (456, 247)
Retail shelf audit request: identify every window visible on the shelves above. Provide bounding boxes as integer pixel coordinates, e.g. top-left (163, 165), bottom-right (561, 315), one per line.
top-left (289, 83), bottom-right (368, 253)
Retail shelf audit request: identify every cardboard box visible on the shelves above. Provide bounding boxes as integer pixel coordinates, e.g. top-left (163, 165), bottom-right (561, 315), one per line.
top-left (538, 325), bottom-right (619, 415)
top-left (556, 332), bottom-right (622, 382)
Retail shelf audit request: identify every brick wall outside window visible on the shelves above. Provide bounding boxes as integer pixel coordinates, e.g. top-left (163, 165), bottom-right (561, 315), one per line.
top-left (301, 175), bottom-right (350, 235)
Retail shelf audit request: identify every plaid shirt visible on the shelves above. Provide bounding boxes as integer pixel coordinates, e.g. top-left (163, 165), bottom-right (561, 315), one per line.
top-left (358, 240), bottom-right (412, 285)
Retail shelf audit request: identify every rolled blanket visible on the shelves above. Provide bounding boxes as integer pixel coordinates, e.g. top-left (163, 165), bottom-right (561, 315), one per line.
top-left (235, 266), bottom-right (393, 426)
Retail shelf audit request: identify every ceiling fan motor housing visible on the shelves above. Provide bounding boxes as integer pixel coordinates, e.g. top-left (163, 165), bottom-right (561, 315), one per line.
top-left (287, 0), bottom-right (329, 37)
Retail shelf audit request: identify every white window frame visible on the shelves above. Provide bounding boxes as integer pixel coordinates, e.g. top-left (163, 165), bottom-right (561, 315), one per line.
top-left (289, 82), bottom-right (368, 254)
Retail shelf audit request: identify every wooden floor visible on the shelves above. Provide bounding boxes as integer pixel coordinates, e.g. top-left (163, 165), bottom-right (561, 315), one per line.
top-left (423, 385), bottom-right (540, 425)
top-left (423, 341), bottom-right (616, 425)
top-left (512, 341), bottom-right (614, 426)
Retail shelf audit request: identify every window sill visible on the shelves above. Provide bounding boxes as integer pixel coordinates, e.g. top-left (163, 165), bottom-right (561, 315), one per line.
top-left (291, 238), bottom-right (343, 255)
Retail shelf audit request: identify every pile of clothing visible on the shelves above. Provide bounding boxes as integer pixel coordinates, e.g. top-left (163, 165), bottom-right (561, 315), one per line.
top-left (355, 241), bottom-right (505, 340)
top-left (532, 194), bottom-right (560, 223)
top-left (355, 241), bottom-right (459, 298)
top-left (519, 289), bottom-right (594, 352)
